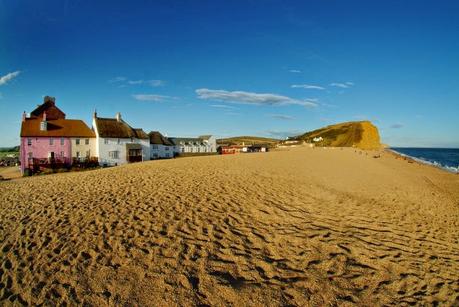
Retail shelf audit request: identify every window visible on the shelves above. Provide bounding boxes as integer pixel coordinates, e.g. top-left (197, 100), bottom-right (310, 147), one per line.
top-left (76, 139), bottom-right (80, 145)
top-left (49, 138), bottom-right (54, 145)
top-left (28, 152), bottom-right (33, 159)
top-left (86, 150), bottom-right (90, 157)
top-left (27, 138), bottom-right (32, 146)
top-left (130, 138), bottom-right (134, 143)
top-left (165, 147), bottom-right (169, 151)
top-left (60, 151), bottom-right (64, 158)
top-left (76, 151), bottom-right (80, 158)
top-left (85, 139), bottom-right (89, 145)
top-left (109, 151), bottom-right (119, 159)
top-left (117, 138), bottom-right (121, 145)
top-left (152, 145), bottom-right (158, 150)
top-left (60, 137), bottom-right (65, 145)
top-left (104, 139), bottom-right (109, 144)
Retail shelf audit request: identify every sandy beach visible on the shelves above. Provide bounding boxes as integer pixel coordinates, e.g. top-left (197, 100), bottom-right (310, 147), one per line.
top-left (1, 147), bottom-right (458, 306)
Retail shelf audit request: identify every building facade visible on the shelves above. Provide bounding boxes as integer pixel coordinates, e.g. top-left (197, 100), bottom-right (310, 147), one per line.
top-left (149, 131), bottom-right (175, 159)
top-left (20, 97), bottom-right (96, 174)
top-left (169, 135), bottom-right (217, 154)
top-left (92, 112), bottom-right (150, 166)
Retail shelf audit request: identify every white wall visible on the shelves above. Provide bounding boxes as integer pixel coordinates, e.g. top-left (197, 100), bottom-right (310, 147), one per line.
top-left (139, 138), bottom-right (150, 161)
top-left (150, 144), bottom-right (174, 159)
top-left (175, 143), bottom-right (216, 154)
top-left (96, 137), bottom-right (150, 166)
top-left (92, 117), bottom-right (150, 166)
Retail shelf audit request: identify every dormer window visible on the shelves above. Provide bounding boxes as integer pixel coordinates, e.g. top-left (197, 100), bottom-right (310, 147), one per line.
top-left (76, 138), bottom-right (80, 145)
top-left (40, 121), bottom-right (47, 131)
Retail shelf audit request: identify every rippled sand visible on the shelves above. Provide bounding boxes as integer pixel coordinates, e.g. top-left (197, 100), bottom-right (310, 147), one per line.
top-left (1, 147), bottom-right (458, 306)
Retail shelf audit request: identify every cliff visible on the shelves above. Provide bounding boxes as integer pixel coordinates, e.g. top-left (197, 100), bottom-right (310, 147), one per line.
top-left (293, 121), bottom-right (382, 150)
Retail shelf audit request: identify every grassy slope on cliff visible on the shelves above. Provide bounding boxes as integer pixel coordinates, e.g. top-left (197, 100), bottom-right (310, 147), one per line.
top-left (294, 121), bottom-right (382, 150)
top-left (217, 136), bottom-right (280, 146)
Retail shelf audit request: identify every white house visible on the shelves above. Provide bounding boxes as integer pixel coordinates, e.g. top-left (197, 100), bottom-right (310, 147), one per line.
top-left (149, 131), bottom-right (175, 159)
top-left (92, 112), bottom-right (150, 166)
top-left (169, 135), bottom-right (217, 154)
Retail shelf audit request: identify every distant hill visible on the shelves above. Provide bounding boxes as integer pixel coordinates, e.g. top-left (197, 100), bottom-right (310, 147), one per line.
top-left (0, 146), bottom-right (19, 153)
top-left (217, 136), bottom-right (280, 146)
top-left (292, 121), bottom-right (382, 150)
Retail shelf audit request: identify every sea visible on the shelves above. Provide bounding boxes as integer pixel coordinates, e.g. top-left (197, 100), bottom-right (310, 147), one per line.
top-left (390, 147), bottom-right (459, 173)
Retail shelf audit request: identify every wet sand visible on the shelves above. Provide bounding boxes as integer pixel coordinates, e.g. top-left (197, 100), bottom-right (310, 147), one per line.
top-left (1, 147), bottom-right (458, 306)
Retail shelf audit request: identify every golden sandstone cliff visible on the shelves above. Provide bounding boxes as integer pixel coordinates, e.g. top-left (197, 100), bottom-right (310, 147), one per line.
top-left (294, 121), bottom-right (382, 150)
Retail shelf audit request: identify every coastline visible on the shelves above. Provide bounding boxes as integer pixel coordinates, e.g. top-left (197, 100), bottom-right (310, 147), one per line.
top-left (386, 148), bottom-right (459, 174)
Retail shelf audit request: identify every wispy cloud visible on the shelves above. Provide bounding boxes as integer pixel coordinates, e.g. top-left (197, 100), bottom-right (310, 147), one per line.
top-left (291, 84), bottom-right (325, 90)
top-left (390, 123), bottom-right (404, 129)
top-left (269, 114), bottom-right (295, 120)
top-left (196, 88), bottom-right (317, 107)
top-left (147, 80), bottom-right (165, 87)
top-left (288, 69), bottom-right (301, 73)
top-left (110, 77), bottom-right (165, 87)
top-left (0, 71), bottom-right (21, 86)
top-left (132, 94), bottom-right (173, 102)
top-left (210, 104), bottom-right (237, 109)
top-left (127, 80), bottom-right (143, 85)
top-left (330, 82), bottom-right (354, 89)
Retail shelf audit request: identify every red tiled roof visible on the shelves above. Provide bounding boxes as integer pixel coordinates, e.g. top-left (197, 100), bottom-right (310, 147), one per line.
top-left (20, 118), bottom-right (95, 138)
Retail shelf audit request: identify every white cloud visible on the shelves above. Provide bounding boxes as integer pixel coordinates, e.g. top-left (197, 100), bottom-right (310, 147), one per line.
top-left (132, 94), bottom-right (172, 102)
top-left (128, 80), bottom-right (144, 85)
top-left (291, 84), bottom-right (325, 90)
top-left (196, 88), bottom-right (317, 107)
top-left (269, 114), bottom-right (295, 120)
top-left (0, 71), bottom-right (21, 86)
top-left (330, 82), bottom-right (354, 89)
top-left (288, 69), bottom-right (301, 73)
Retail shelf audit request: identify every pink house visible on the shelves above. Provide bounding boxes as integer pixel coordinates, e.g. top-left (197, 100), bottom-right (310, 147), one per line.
top-left (20, 97), bottom-right (95, 175)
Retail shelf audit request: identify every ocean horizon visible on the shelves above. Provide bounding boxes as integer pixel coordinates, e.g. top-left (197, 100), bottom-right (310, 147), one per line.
top-left (390, 147), bottom-right (459, 173)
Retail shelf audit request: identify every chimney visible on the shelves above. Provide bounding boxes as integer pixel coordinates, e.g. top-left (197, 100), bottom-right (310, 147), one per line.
top-left (44, 96), bottom-right (56, 105)
top-left (93, 109), bottom-right (97, 119)
top-left (116, 112), bottom-right (121, 122)
top-left (22, 111), bottom-right (26, 122)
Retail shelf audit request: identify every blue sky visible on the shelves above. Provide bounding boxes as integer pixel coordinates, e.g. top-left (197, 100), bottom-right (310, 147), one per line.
top-left (1, 0), bottom-right (458, 147)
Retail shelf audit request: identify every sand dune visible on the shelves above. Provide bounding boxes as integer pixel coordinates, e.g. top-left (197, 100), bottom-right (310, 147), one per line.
top-left (1, 147), bottom-right (458, 306)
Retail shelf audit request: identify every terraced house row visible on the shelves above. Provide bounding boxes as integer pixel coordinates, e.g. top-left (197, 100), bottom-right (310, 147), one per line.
top-left (20, 97), bottom-right (216, 175)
